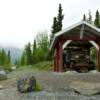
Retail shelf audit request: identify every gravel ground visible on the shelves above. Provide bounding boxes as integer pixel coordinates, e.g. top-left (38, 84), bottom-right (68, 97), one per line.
top-left (0, 70), bottom-right (100, 100)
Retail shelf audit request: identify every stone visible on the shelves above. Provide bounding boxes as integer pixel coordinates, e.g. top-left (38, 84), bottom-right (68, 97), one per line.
top-left (70, 81), bottom-right (100, 96)
top-left (89, 70), bottom-right (99, 74)
top-left (17, 75), bottom-right (36, 93)
top-left (0, 69), bottom-right (7, 80)
top-left (65, 71), bottom-right (78, 74)
top-left (11, 66), bottom-right (16, 70)
top-left (0, 85), bottom-right (3, 90)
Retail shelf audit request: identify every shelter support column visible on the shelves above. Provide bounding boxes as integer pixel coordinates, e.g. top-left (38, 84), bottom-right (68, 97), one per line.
top-left (54, 47), bottom-right (59, 72)
top-left (59, 41), bottom-right (64, 72)
top-left (98, 42), bottom-right (100, 72)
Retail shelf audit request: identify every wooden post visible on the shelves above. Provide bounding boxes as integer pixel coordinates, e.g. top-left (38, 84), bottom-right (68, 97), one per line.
top-left (54, 47), bottom-right (59, 72)
top-left (53, 56), bottom-right (56, 72)
top-left (56, 48), bottom-right (59, 72)
top-left (59, 42), bottom-right (64, 72)
top-left (98, 42), bottom-right (100, 72)
top-left (54, 50), bottom-right (56, 71)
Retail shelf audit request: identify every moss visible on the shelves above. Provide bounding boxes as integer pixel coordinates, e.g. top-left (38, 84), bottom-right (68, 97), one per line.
top-left (35, 83), bottom-right (42, 91)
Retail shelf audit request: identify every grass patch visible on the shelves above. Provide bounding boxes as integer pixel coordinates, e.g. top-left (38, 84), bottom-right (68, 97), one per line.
top-left (35, 83), bottom-right (42, 91)
top-left (17, 61), bottom-right (53, 71)
top-left (32, 61), bottom-right (53, 71)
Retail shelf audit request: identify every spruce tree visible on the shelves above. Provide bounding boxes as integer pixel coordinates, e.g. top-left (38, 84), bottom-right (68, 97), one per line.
top-left (94, 10), bottom-right (100, 28)
top-left (8, 50), bottom-right (11, 64)
top-left (5, 50), bottom-right (11, 70)
top-left (33, 39), bottom-right (37, 64)
top-left (25, 42), bottom-right (33, 65)
top-left (50, 3), bottom-right (64, 44)
top-left (88, 10), bottom-right (92, 24)
top-left (57, 3), bottom-right (64, 31)
top-left (83, 14), bottom-right (86, 21)
top-left (50, 17), bottom-right (58, 44)
top-left (33, 39), bottom-right (37, 54)
top-left (1, 49), bottom-right (6, 66)
top-left (51, 17), bottom-right (58, 34)
top-left (20, 51), bottom-right (27, 66)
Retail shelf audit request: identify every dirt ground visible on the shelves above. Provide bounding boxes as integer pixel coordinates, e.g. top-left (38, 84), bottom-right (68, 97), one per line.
top-left (0, 70), bottom-right (100, 100)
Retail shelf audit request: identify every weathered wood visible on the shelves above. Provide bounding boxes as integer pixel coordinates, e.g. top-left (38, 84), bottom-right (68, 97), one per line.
top-left (54, 47), bottom-right (59, 72)
top-left (59, 35), bottom-right (97, 41)
top-left (59, 42), bottom-right (64, 72)
top-left (97, 42), bottom-right (100, 71)
top-left (63, 45), bottom-right (95, 72)
top-left (51, 22), bottom-right (100, 72)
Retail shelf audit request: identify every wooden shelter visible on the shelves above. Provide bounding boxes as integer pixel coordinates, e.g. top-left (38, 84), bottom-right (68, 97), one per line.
top-left (50, 21), bottom-right (100, 72)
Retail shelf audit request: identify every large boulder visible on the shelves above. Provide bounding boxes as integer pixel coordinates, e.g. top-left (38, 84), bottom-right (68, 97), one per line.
top-left (17, 75), bottom-right (36, 93)
top-left (0, 68), bottom-right (7, 80)
top-left (70, 81), bottom-right (100, 96)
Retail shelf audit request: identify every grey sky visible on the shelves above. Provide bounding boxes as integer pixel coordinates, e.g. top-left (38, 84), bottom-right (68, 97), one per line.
top-left (0, 0), bottom-right (100, 48)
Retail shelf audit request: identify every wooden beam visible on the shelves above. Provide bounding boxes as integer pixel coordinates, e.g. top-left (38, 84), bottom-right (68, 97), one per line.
top-left (80, 24), bottom-right (84, 39)
top-left (60, 35), bottom-right (97, 42)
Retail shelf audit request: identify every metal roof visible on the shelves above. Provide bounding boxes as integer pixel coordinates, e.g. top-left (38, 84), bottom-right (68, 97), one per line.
top-left (49, 21), bottom-right (100, 51)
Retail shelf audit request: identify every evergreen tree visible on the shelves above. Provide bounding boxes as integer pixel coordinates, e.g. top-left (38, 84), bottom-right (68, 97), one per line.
top-left (8, 50), bottom-right (11, 64)
top-left (94, 10), bottom-right (100, 28)
top-left (88, 10), bottom-right (92, 24)
top-left (33, 39), bottom-right (37, 54)
top-left (0, 50), bottom-right (2, 65)
top-left (50, 3), bottom-right (64, 44)
top-left (33, 39), bottom-right (37, 64)
top-left (20, 51), bottom-right (27, 66)
top-left (20, 31), bottom-right (50, 65)
top-left (51, 17), bottom-right (58, 34)
top-left (25, 42), bottom-right (33, 65)
top-left (50, 17), bottom-right (58, 44)
top-left (83, 14), bottom-right (86, 21)
top-left (1, 49), bottom-right (6, 66)
top-left (57, 3), bottom-right (64, 31)
top-left (5, 50), bottom-right (11, 70)
top-left (0, 49), bottom-right (11, 70)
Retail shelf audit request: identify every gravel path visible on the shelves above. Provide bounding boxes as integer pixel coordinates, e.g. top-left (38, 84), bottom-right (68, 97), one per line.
top-left (0, 70), bottom-right (100, 100)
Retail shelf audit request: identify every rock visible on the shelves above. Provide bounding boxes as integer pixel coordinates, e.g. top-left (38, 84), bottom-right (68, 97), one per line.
top-left (0, 69), bottom-right (7, 80)
top-left (0, 85), bottom-right (3, 90)
top-left (11, 66), bottom-right (16, 70)
top-left (66, 71), bottom-right (78, 74)
top-left (17, 75), bottom-right (36, 93)
top-left (89, 70), bottom-right (99, 74)
top-left (70, 81), bottom-right (100, 96)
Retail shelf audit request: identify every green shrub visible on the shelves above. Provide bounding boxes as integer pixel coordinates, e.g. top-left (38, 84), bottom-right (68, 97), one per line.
top-left (32, 61), bottom-right (53, 71)
top-left (17, 61), bottom-right (53, 71)
top-left (35, 83), bottom-right (42, 91)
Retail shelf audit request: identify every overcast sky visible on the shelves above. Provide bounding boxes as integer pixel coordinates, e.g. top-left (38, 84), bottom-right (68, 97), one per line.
top-left (0, 0), bottom-right (100, 48)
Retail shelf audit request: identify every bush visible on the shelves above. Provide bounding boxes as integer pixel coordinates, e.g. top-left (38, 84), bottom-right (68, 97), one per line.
top-left (32, 61), bottom-right (53, 71)
top-left (17, 61), bottom-right (53, 71)
top-left (35, 82), bottom-right (42, 91)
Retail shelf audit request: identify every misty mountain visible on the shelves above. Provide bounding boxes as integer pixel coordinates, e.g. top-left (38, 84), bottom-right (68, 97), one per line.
top-left (0, 46), bottom-right (23, 64)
